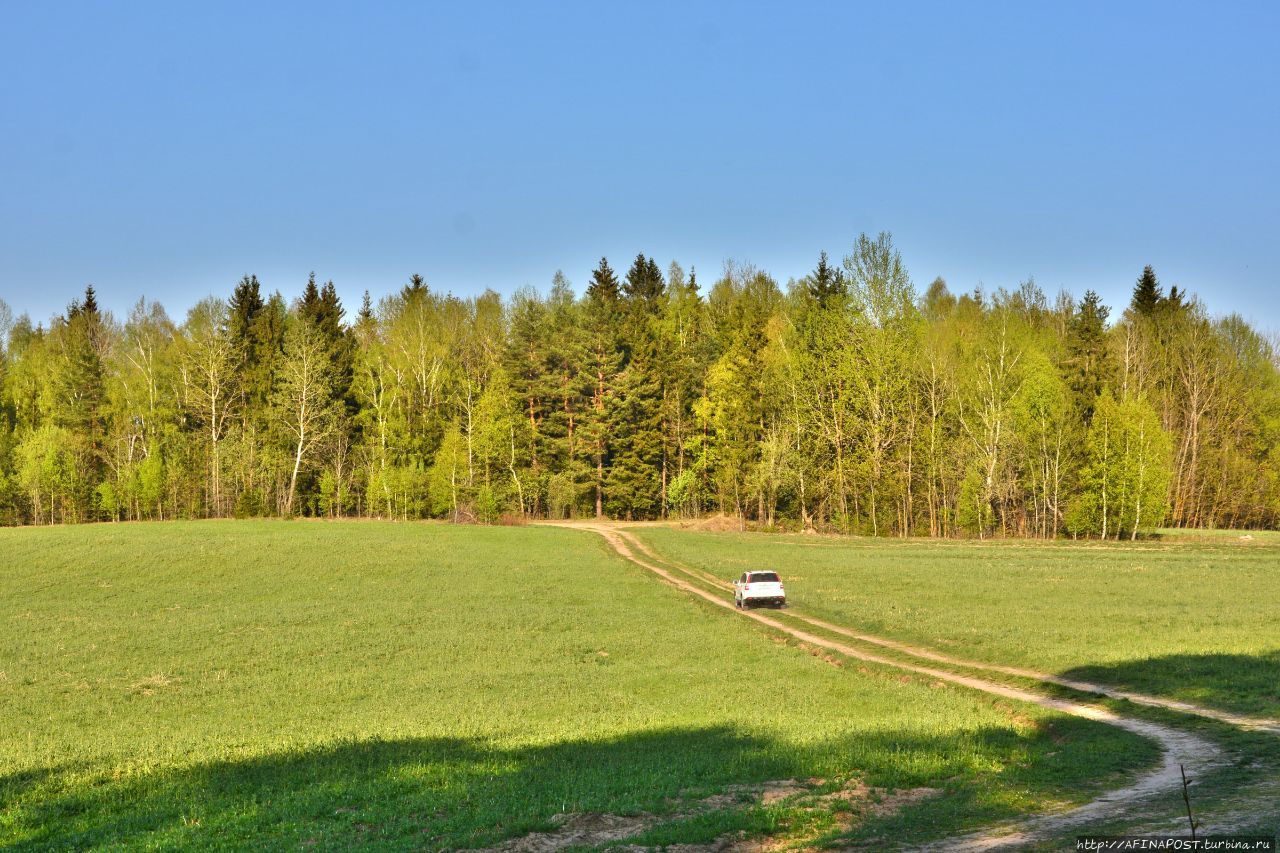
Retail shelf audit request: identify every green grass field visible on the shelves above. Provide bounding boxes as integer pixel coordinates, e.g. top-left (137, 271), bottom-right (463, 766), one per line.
top-left (634, 527), bottom-right (1280, 719)
top-left (0, 521), bottom-right (1159, 850)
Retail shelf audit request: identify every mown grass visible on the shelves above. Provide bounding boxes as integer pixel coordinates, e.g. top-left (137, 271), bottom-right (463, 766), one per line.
top-left (634, 527), bottom-right (1280, 718)
top-left (0, 520), bottom-right (1156, 849)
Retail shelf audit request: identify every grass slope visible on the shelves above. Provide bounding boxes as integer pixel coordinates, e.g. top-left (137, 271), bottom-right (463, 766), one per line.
top-left (0, 521), bottom-right (1154, 850)
top-left (634, 527), bottom-right (1280, 718)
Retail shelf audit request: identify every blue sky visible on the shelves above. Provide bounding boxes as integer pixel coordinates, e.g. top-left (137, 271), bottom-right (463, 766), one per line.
top-left (1, 1), bottom-right (1277, 330)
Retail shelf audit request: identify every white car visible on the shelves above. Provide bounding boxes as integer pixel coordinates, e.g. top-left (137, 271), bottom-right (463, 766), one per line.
top-left (734, 571), bottom-right (786, 609)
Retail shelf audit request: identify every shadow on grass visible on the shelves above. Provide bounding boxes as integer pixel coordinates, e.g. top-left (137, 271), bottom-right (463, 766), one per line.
top-left (2, 718), bottom-right (1156, 851)
top-left (1061, 650), bottom-right (1280, 719)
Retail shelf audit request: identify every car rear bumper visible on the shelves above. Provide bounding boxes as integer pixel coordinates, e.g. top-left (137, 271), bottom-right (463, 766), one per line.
top-left (741, 596), bottom-right (786, 607)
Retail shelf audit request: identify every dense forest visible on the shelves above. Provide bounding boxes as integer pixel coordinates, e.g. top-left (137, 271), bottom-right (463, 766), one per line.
top-left (1, 233), bottom-right (1277, 536)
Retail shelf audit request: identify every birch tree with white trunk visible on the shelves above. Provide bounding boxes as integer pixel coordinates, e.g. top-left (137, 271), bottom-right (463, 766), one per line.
top-left (273, 320), bottom-right (338, 516)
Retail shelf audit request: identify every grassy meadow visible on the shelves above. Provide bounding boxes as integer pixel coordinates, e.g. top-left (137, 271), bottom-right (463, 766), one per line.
top-left (0, 520), bottom-right (1157, 850)
top-left (635, 527), bottom-right (1280, 718)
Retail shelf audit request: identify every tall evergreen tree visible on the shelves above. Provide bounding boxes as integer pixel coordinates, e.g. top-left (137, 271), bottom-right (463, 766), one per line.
top-left (51, 287), bottom-right (106, 518)
top-left (402, 273), bottom-right (427, 299)
top-left (300, 273), bottom-right (322, 316)
top-left (1065, 290), bottom-right (1112, 422)
top-left (298, 277), bottom-right (353, 411)
top-left (605, 353), bottom-right (664, 518)
top-left (806, 251), bottom-right (846, 304)
top-left (607, 255), bottom-right (668, 516)
top-left (81, 285), bottom-right (100, 316)
top-left (229, 275), bottom-right (265, 349)
top-left (581, 257), bottom-right (626, 516)
top-left (1130, 265), bottom-right (1162, 317)
top-left (622, 253), bottom-right (665, 304)
top-left (585, 257), bottom-right (620, 303)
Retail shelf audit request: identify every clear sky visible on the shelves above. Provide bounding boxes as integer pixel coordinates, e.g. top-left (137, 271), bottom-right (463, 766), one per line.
top-left (1, 1), bottom-right (1277, 331)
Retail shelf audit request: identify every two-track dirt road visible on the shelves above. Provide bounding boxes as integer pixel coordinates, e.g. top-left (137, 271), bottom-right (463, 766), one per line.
top-left (541, 521), bottom-right (1278, 849)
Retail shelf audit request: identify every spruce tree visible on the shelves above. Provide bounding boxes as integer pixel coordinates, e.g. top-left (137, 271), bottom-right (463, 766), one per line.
top-left (1130, 265), bottom-right (1162, 317)
top-left (605, 354), bottom-right (664, 519)
top-left (402, 273), bottom-right (427, 299)
top-left (244, 292), bottom-right (287, 417)
top-left (806, 251), bottom-right (846, 304)
top-left (297, 276), bottom-right (352, 409)
top-left (608, 255), bottom-right (667, 517)
top-left (586, 257), bottom-right (620, 303)
top-left (300, 273), bottom-right (321, 315)
top-left (645, 256), bottom-right (664, 298)
top-left (1065, 290), bottom-right (1112, 422)
top-left (622, 253), bottom-right (665, 304)
top-left (229, 275), bottom-right (264, 353)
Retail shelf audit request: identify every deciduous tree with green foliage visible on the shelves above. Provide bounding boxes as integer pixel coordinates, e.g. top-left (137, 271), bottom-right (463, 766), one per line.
top-left (1, 248), bottom-right (1276, 536)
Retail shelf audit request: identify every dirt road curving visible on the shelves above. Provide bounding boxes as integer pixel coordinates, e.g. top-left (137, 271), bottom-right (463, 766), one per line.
top-left (540, 521), bottom-right (1278, 849)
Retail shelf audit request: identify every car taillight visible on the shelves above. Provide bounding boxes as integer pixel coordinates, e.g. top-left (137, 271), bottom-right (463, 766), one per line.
top-left (743, 584), bottom-right (750, 590)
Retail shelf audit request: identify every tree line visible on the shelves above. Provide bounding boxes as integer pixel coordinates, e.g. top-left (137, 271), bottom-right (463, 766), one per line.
top-left (1, 234), bottom-right (1277, 537)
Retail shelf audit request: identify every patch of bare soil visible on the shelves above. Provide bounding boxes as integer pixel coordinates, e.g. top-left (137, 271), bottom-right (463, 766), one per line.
top-left (486, 812), bottom-right (656, 853)
top-left (477, 779), bottom-right (939, 853)
top-left (685, 514), bottom-right (745, 532)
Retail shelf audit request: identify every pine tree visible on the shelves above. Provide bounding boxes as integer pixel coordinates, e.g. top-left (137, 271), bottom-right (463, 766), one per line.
top-left (504, 288), bottom-right (551, 514)
top-left (581, 257), bottom-right (625, 517)
top-left (541, 273), bottom-right (589, 516)
top-left (1130, 265), bottom-right (1162, 317)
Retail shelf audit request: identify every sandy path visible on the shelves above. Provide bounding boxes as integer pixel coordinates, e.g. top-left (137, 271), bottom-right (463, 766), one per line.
top-left (540, 521), bottom-right (1236, 849)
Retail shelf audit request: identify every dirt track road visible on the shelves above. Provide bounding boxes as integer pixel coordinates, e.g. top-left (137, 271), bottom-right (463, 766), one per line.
top-left (542, 521), bottom-right (1278, 849)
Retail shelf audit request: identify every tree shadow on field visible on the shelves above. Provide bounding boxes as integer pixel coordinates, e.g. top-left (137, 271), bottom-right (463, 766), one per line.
top-left (2, 718), bottom-right (1155, 851)
top-left (1061, 650), bottom-right (1280, 719)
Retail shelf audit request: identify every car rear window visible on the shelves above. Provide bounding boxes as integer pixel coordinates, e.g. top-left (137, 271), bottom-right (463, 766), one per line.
top-left (749, 572), bottom-right (780, 582)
